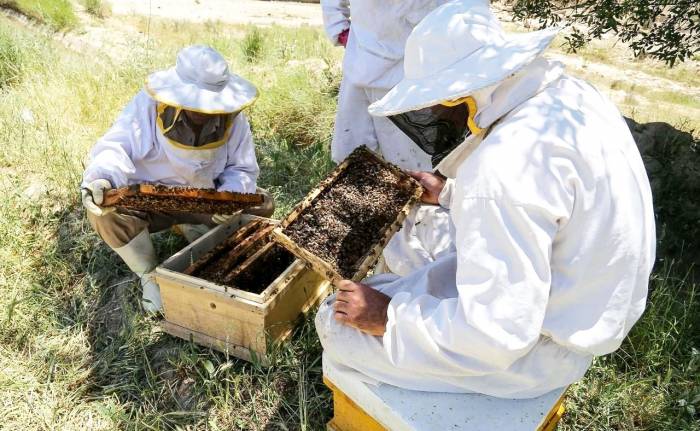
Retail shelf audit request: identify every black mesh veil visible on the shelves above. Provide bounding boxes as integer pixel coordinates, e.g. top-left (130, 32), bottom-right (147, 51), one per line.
top-left (388, 102), bottom-right (473, 167)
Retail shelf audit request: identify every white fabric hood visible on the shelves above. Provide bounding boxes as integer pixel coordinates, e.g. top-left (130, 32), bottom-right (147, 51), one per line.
top-left (82, 91), bottom-right (259, 194)
top-left (435, 57), bottom-right (565, 177)
top-left (146, 45), bottom-right (258, 114)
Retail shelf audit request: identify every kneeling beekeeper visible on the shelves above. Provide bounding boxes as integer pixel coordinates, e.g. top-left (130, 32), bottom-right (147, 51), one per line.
top-left (81, 45), bottom-right (273, 313)
top-left (316, 0), bottom-right (656, 398)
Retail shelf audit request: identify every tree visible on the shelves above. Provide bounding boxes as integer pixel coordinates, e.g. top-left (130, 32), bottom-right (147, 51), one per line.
top-left (506, 0), bottom-right (700, 66)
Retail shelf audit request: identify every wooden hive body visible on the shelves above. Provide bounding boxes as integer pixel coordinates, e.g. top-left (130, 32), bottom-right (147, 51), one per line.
top-left (323, 357), bottom-right (568, 431)
top-left (156, 214), bottom-right (332, 363)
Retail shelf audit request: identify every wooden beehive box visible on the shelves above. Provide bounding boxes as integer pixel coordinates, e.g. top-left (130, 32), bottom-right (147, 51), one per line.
top-left (155, 214), bottom-right (332, 363)
top-left (272, 146), bottom-right (422, 283)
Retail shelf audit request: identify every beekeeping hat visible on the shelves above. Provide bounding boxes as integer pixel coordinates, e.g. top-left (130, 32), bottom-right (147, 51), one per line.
top-left (368, 0), bottom-right (559, 117)
top-left (145, 45), bottom-right (258, 114)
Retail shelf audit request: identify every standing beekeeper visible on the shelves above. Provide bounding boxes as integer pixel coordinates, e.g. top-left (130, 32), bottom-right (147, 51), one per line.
top-left (321, 0), bottom-right (449, 171)
top-left (81, 45), bottom-right (274, 313)
top-left (316, 0), bottom-right (656, 398)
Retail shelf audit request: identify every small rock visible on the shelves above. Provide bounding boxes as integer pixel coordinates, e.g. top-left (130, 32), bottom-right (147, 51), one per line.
top-left (23, 182), bottom-right (47, 200)
top-left (20, 108), bottom-right (35, 125)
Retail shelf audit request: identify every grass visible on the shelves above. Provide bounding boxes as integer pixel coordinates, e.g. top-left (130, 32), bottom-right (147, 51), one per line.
top-left (0, 0), bottom-right (76, 29)
top-left (0, 15), bottom-right (339, 430)
top-left (0, 25), bottom-right (24, 87)
top-left (80, 0), bottom-right (109, 19)
top-left (561, 263), bottom-right (700, 430)
top-left (242, 28), bottom-right (264, 63)
top-left (0, 10), bottom-right (698, 431)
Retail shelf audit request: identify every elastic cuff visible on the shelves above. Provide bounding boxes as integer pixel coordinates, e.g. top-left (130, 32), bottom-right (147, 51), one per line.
top-left (438, 178), bottom-right (456, 209)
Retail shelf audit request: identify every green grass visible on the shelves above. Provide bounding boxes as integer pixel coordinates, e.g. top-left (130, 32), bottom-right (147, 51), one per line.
top-left (80, 0), bottom-right (109, 19)
top-left (0, 12), bottom-right (698, 431)
top-left (0, 16), bottom-right (340, 430)
top-left (241, 27), bottom-right (264, 63)
top-left (561, 263), bottom-right (700, 430)
top-left (0, 25), bottom-right (24, 87)
top-left (0, 0), bottom-right (76, 30)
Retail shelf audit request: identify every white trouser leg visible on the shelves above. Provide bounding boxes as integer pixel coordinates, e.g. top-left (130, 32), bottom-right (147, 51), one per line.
top-left (331, 77), bottom-right (379, 164)
top-left (112, 229), bottom-right (162, 312)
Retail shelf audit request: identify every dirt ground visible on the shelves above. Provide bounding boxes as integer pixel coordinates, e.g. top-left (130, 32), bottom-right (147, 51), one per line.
top-left (110, 0), bottom-right (322, 27)
top-left (48, 0), bottom-right (321, 62)
top-left (7, 0), bottom-right (691, 109)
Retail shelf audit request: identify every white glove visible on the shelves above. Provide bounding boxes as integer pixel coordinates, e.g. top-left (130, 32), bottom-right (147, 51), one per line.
top-left (81, 179), bottom-right (115, 216)
top-left (211, 212), bottom-right (240, 225)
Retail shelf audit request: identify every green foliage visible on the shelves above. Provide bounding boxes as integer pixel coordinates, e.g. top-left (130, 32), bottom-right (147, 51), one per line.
top-left (242, 27), bottom-right (264, 63)
top-left (0, 27), bottom-right (23, 88)
top-left (251, 65), bottom-right (338, 149)
top-left (0, 0), bottom-right (77, 30)
top-left (507, 0), bottom-right (700, 66)
top-left (81, 0), bottom-right (110, 19)
top-left (0, 16), bottom-right (339, 429)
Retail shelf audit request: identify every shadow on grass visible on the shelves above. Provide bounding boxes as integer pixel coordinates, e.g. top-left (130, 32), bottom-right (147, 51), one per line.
top-left (626, 117), bottom-right (700, 273)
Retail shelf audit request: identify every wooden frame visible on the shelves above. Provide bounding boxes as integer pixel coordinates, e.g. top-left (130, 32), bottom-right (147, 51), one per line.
top-left (102, 183), bottom-right (264, 213)
top-left (182, 219), bottom-right (269, 276)
top-left (272, 146), bottom-right (423, 283)
top-left (156, 214), bottom-right (332, 363)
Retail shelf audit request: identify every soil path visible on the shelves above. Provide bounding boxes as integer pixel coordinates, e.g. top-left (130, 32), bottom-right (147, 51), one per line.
top-left (102, 0), bottom-right (700, 99)
top-left (110, 0), bottom-right (322, 27)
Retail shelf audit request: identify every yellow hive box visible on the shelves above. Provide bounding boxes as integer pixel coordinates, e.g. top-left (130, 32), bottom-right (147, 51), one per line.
top-left (156, 214), bottom-right (332, 363)
top-left (322, 355), bottom-right (567, 431)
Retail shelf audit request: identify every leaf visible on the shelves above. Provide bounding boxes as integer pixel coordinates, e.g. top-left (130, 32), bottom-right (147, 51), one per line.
top-left (202, 359), bottom-right (215, 376)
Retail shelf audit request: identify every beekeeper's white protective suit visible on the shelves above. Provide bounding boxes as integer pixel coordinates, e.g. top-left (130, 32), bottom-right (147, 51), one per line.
top-left (316, 0), bottom-right (656, 398)
top-left (321, 0), bottom-right (451, 170)
top-left (81, 45), bottom-right (265, 313)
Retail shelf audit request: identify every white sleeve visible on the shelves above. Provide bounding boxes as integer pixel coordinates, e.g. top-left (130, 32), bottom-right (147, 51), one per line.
top-left (321, 0), bottom-right (350, 45)
top-left (438, 178), bottom-right (456, 208)
top-left (382, 195), bottom-right (558, 373)
top-left (81, 95), bottom-right (143, 189)
top-left (216, 113), bottom-right (259, 194)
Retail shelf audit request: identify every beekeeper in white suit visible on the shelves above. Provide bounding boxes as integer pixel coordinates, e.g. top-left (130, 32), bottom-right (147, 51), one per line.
top-left (321, 0), bottom-right (449, 171)
top-left (316, 0), bottom-right (656, 398)
top-left (81, 45), bottom-right (273, 313)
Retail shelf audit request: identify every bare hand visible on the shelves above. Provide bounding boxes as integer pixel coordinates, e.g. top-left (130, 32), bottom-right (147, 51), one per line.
top-left (338, 28), bottom-right (349, 47)
top-left (334, 280), bottom-right (390, 336)
top-left (409, 171), bottom-right (446, 205)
